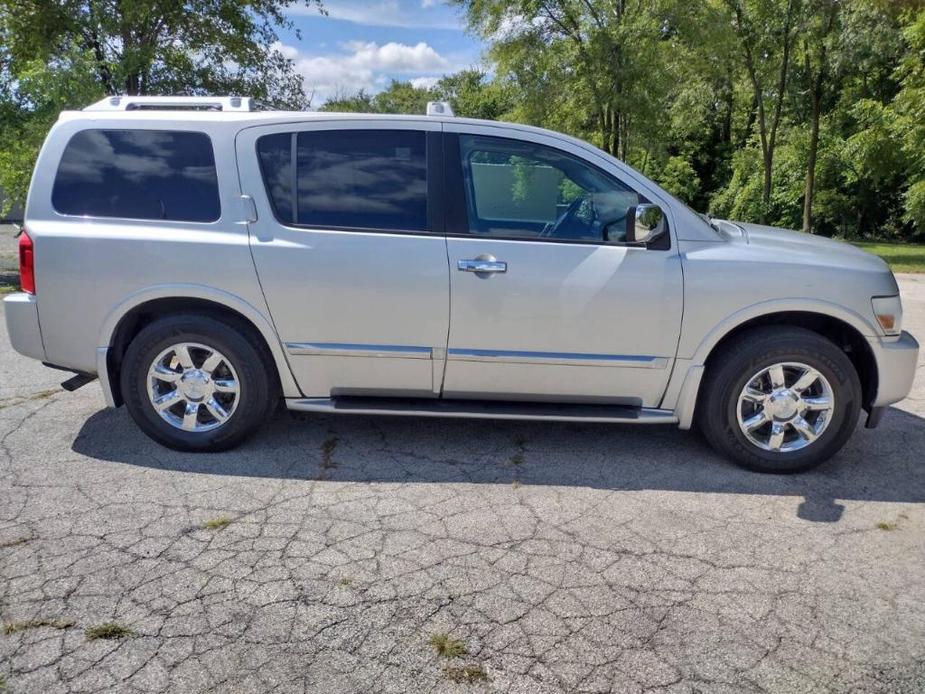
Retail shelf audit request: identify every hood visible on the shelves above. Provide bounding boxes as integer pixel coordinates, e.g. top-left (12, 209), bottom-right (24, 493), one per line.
top-left (718, 220), bottom-right (892, 275)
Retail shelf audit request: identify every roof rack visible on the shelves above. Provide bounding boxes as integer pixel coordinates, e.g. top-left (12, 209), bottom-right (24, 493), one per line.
top-left (83, 96), bottom-right (256, 112)
top-left (426, 101), bottom-right (454, 117)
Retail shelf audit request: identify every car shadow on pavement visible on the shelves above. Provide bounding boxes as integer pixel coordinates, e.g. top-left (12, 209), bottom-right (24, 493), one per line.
top-left (72, 404), bottom-right (925, 523)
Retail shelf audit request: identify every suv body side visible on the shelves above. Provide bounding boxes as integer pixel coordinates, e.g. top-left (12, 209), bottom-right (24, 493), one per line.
top-left (7, 108), bottom-right (917, 437)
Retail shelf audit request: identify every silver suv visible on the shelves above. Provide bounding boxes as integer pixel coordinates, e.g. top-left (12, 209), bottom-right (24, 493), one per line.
top-left (4, 96), bottom-right (918, 472)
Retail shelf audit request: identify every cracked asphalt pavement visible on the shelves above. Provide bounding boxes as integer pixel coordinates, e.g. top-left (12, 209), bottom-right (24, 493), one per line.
top-left (1, 273), bottom-right (923, 693)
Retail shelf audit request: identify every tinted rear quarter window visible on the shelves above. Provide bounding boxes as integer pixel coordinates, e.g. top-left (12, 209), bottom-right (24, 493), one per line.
top-left (52, 129), bottom-right (221, 222)
top-left (257, 129), bottom-right (427, 231)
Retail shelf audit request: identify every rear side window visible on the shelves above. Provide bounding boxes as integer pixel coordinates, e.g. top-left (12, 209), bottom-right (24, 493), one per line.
top-left (52, 129), bottom-right (221, 222)
top-left (256, 129), bottom-right (427, 231)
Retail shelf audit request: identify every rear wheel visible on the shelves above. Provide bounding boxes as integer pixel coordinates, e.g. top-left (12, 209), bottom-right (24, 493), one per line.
top-left (120, 314), bottom-right (274, 451)
top-left (698, 326), bottom-right (862, 473)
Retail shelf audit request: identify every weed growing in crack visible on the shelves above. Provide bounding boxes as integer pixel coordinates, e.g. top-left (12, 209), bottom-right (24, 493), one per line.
top-left (201, 516), bottom-right (232, 531)
top-left (429, 632), bottom-right (467, 658)
top-left (0, 537), bottom-right (29, 549)
top-left (876, 521), bottom-right (898, 531)
top-left (337, 577), bottom-right (352, 586)
top-left (443, 664), bottom-right (488, 683)
top-left (85, 623), bottom-right (134, 640)
top-left (3, 617), bottom-right (75, 635)
top-left (321, 436), bottom-right (339, 469)
top-left (0, 672), bottom-right (7, 693)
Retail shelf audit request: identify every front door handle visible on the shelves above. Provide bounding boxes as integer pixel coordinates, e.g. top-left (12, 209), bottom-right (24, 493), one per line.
top-left (458, 257), bottom-right (507, 274)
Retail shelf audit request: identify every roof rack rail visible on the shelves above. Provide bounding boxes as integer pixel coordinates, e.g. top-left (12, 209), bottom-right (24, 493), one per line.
top-left (83, 96), bottom-right (256, 112)
top-left (426, 101), bottom-right (454, 117)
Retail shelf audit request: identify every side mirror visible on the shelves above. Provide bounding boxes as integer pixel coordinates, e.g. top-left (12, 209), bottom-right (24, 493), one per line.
top-left (625, 203), bottom-right (667, 244)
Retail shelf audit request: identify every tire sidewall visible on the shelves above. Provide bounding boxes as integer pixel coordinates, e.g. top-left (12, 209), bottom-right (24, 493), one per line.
top-left (704, 330), bottom-right (862, 473)
top-left (121, 316), bottom-right (270, 451)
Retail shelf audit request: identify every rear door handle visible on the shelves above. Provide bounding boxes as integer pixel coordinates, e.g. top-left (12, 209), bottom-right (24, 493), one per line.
top-left (458, 257), bottom-right (507, 274)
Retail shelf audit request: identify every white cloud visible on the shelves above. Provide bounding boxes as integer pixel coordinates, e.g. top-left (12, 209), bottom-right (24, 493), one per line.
top-left (344, 41), bottom-right (448, 72)
top-left (271, 41), bottom-right (300, 60)
top-left (410, 76), bottom-right (440, 90)
top-left (289, 0), bottom-right (461, 30)
top-left (278, 40), bottom-right (453, 106)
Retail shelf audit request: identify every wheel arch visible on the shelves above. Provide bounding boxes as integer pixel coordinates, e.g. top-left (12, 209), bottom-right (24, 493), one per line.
top-left (669, 305), bottom-right (878, 428)
top-left (97, 286), bottom-right (301, 407)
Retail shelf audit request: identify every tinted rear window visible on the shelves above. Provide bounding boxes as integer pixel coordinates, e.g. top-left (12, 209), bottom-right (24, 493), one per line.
top-left (52, 129), bottom-right (221, 222)
top-left (256, 129), bottom-right (427, 231)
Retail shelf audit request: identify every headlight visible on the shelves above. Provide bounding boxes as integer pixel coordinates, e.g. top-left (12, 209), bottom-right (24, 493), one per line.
top-left (871, 295), bottom-right (903, 336)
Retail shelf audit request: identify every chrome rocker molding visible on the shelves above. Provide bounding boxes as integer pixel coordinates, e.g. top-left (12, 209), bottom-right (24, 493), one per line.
top-left (286, 343), bottom-right (667, 369)
top-left (286, 396), bottom-right (679, 424)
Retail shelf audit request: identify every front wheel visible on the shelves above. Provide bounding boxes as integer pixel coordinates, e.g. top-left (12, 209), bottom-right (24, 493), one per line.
top-left (120, 314), bottom-right (275, 451)
top-left (698, 327), bottom-right (862, 473)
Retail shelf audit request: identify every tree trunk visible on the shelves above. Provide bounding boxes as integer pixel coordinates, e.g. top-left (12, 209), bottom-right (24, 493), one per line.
top-left (802, 1), bottom-right (838, 235)
top-left (802, 89), bottom-right (822, 234)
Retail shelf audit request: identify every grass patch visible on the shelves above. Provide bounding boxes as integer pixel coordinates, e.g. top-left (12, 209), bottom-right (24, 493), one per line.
top-left (0, 284), bottom-right (17, 294)
top-left (3, 617), bottom-right (75, 635)
top-left (84, 622), bottom-right (133, 640)
top-left (443, 664), bottom-right (489, 684)
top-left (876, 521), bottom-right (898, 531)
top-left (0, 672), bottom-right (7, 693)
top-left (201, 515), bottom-right (232, 530)
top-left (854, 242), bottom-right (925, 273)
top-left (429, 632), bottom-right (467, 658)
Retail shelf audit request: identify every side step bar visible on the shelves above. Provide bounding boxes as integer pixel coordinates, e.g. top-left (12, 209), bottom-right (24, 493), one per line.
top-left (286, 397), bottom-right (678, 424)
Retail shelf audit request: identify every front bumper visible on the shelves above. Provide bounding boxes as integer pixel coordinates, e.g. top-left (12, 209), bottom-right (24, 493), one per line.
top-left (868, 330), bottom-right (919, 407)
top-left (3, 292), bottom-right (45, 361)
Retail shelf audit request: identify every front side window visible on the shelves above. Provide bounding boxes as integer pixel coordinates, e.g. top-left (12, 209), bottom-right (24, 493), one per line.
top-left (257, 129), bottom-right (428, 232)
top-left (459, 135), bottom-right (640, 243)
top-left (52, 129), bottom-right (220, 222)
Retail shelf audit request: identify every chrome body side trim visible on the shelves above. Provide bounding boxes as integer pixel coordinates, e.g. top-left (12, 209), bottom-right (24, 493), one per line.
top-left (286, 342), bottom-right (433, 359)
top-left (446, 348), bottom-right (667, 369)
top-left (285, 343), bottom-right (666, 369)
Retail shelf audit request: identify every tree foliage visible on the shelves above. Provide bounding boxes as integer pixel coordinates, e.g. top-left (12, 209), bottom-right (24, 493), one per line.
top-left (0, 0), bottom-right (322, 211)
top-left (3, 0), bottom-right (925, 241)
top-left (436, 0), bottom-right (925, 240)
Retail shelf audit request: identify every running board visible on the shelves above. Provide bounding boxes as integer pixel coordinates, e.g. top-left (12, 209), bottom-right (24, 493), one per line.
top-left (286, 397), bottom-right (678, 424)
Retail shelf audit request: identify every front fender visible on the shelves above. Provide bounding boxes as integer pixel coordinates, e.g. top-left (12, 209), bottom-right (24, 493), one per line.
top-left (662, 298), bottom-right (881, 427)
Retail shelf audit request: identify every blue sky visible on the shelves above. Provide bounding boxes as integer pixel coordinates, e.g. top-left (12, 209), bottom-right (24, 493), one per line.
top-left (276, 0), bottom-right (486, 106)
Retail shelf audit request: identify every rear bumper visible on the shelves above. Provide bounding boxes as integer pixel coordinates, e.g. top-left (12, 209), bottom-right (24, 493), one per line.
top-left (869, 330), bottom-right (919, 407)
top-left (3, 293), bottom-right (45, 361)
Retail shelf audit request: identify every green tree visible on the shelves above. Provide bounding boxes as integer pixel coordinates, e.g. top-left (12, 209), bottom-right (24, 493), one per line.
top-left (0, 0), bottom-right (323, 213)
top-left (0, 0), bottom-right (322, 101)
top-left (724, 0), bottom-right (800, 223)
top-left (452, 0), bottom-right (699, 159)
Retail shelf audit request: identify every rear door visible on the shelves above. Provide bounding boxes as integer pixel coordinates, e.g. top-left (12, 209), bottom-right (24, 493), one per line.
top-left (236, 120), bottom-right (449, 398)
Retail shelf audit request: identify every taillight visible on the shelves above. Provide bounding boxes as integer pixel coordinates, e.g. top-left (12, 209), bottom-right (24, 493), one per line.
top-left (19, 230), bottom-right (35, 294)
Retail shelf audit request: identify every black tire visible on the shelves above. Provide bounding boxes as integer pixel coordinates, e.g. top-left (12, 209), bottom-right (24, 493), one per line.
top-left (697, 326), bottom-right (862, 473)
top-left (120, 313), bottom-right (275, 452)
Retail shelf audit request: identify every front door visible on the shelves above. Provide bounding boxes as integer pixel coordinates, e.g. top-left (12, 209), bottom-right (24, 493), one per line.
top-left (441, 129), bottom-right (683, 408)
top-left (236, 121), bottom-right (449, 398)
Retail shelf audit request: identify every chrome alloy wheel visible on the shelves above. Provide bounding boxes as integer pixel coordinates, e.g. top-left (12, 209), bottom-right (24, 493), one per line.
top-left (736, 362), bottom-right (835, 453)
top-left (146, 342), bottom-right (240, 432)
